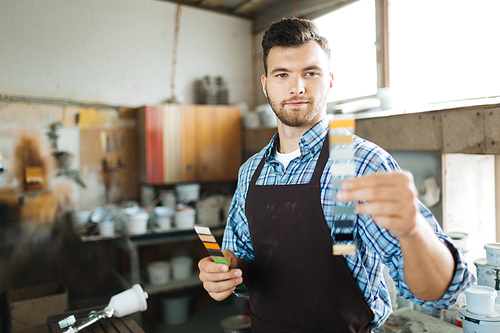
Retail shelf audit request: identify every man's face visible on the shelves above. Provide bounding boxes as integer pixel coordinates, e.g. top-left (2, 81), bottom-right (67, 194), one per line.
top-left (262, 41), bottom-right (333, 128)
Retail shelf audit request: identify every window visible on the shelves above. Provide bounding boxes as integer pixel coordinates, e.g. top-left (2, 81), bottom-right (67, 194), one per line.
top-left (314, 0), bottom-right (500, 108)
top-left (389, 0), bottom-right (500, 107)
top-left (314, 0), bottom-right (377, 103)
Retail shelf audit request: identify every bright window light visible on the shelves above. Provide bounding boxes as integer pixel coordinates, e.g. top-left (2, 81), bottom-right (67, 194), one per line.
top-left (389, 0), bottom-right (500, 108)
top-left (314, 0), bottom-right (377, 103)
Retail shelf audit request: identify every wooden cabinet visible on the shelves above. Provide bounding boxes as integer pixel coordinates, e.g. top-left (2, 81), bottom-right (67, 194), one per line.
top-left (137, 104), bottom-right (242, 184)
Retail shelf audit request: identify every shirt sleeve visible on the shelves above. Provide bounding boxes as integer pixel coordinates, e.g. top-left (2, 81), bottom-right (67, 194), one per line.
top-left (221, 161), bottom-right (255, 263)
top-left (359, 148), bottom-right (476, 309)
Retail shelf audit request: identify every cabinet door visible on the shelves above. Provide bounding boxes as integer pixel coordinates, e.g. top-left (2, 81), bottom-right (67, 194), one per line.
top-left (195, 106), bottom-right (242, 181)
top-left (180, 105), bottom-right (198, 182)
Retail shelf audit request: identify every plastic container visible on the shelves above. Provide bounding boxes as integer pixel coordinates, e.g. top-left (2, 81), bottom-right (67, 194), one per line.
top-left (446, 231), bottom-right (469, 254)
top-left (175, 183), bottom-right (201, 203)
top-left (123, 207), bottom-right (149, 235)
top-left (71, 210), bottom-right (91, 229)
top-left (459, 304), bottom-right (500, 333)
top-left (153, 206), bottom-right (174, 231)
top-left (105, 284), bottom-right (148, 318)
top-left (171, 256), bottom-right (193, 280)
top-left (161, 295), bottom-right (191, 325)
top-left (99, 221), bottom-right (115, 237)
top-left (465, 285), bottom-right (497, 315)
top-left (147, 261), bottom-right (170, 285)
top-left (474, 258), bottom-right (500, 303)
top-left (160, 191), bottom-right (176, 209)
top-left (175, 207), bottom-right (196, 229)
top-left (485, 243), bottom-right (500, 266)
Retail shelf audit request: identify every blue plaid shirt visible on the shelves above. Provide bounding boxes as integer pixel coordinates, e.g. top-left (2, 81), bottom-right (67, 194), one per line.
top-left (222, 117), bottom-right (475, 328)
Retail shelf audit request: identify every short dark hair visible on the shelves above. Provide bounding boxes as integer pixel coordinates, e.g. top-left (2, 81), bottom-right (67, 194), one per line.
top-left (261, 17), bottom-right (331, 75)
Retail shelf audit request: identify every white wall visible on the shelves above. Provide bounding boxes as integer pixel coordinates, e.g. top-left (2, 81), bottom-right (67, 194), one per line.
top-left (443, 154), bottom-right (496, 268)
top-left (0, 0), bottom-right (252, 107)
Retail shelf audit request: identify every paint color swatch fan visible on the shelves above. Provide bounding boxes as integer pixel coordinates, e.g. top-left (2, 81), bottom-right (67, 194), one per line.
top-left (329, 118), bottom-right (357, 256)
top-left (194, 226), bottom-right (249, 295)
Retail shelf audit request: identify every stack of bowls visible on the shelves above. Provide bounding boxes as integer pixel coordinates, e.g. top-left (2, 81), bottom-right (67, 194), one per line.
top-left (460, 243), bottom-right (500, 332)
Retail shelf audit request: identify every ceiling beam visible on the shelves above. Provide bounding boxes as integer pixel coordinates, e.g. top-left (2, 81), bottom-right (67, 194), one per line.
top-left (233, 0), bottom-right (273, 15)
top-left (200, 0), bottom-right (227, 7)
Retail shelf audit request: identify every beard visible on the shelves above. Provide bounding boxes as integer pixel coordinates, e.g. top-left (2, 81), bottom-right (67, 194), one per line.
top-left (266, 92), bottom-right (328, 128)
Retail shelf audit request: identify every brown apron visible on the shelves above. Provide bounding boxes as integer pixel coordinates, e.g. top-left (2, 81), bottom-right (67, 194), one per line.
top-left (245, 134), bottom-right (374, 333)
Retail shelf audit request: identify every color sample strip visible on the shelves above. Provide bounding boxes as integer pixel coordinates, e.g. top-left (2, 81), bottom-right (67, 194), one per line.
top-left (332, 243), bottom-right (356, 256)
top-left (334, 206), bottom-right (355, 215)
top-left (194, 226), bottom-right (249, 295)
top-left (335, 219), bottom-right (354, 228)
top-left (329, 162), bottom-right (355, 177)
top-left (329, 117), bottom-right (357, 256)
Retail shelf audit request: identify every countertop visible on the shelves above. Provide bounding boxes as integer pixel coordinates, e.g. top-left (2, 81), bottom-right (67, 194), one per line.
top-left (375, 308), bottom-right (462, 333)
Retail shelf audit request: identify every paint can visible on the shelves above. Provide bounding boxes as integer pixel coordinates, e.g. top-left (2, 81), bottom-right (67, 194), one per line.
top-left (459, 305), bottom-right (500, 333)
top-left (485, 243), bottom-right (500, 266)
top-left (474, 258), bottom-right (500, 303)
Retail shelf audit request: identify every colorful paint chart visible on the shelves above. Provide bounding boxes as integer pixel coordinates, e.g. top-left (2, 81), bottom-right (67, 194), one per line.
top-left (194, 226), bottom-right (249, 295)
top-left (329, 118), bottom-right (357, 256)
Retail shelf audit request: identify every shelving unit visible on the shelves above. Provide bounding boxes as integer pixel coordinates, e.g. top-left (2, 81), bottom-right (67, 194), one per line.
top-left (112, 226), bottom-right (225, 294)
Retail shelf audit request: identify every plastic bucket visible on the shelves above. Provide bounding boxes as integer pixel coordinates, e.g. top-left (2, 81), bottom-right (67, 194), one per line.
top-left (99, 221), bottom-right (115, 237)
top-left (485, 243), bottom-right (500, 266)
top-left (459, 305), bottom-right (500, 333)
top-left (124, 207), bottom-right (149, 235)
top-left (176, 183), bottom-right (201, 203)
top-left (161, 295), bottom-right (191, 325)
top-left (175, 208), bottom-right (196, 229)
top-left (465, 285), bottom-right (497, 315)
top-left (474, 258), bottom-right (500, 302)
top-left (171, 256), bottom-right (193, 280)
top-left (154, 206), bottom-right (174, 231)
top-left (147, 261), bottom-right (170, 285)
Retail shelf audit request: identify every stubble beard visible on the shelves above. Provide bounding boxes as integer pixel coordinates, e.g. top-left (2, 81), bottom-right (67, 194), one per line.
top-left (266, 93), bottom-right (327, 128)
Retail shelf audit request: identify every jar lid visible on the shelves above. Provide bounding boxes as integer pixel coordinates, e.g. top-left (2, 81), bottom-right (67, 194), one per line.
top-left (459, 305), bottom-right (500, 323)
top-left (485, 243), bottom-right (500, 250)
top-left (465, 285), bottom-right (497, 298)
top-left (474, 257), bottom-right (500, 269)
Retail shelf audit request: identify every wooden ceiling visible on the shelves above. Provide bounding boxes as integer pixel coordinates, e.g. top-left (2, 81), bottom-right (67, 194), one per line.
top-left (159, 0), bottom-right (356, 33)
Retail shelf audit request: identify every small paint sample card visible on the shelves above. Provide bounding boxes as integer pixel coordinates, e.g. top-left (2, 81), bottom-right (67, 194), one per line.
top-left (194, 226), bottom-right (249, 295)
top-left (329, 118), bottom-right (356, 256)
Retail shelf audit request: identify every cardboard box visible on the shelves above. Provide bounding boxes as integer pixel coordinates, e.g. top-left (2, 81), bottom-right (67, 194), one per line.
top-left (8, 283), bottom-right (68, 332)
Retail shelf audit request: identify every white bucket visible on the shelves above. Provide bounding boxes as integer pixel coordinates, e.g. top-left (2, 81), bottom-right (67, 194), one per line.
top-left (99, 221), bottom-right (115, 237)
top-left (71, 209), bottom-right (91, 229)
top-left (485, 243), bottom-right (500, 266)
top-left (176, 183), bottom-right (201, 203)
top-left (161, 295), bottom-right (191, 325)
top-left (160, 190), bottom-right (177, 209)
top-left (124, 207), bottom-right (149, 235)
top-left (446, 231), bottom-right (469, 254)
top-left (154, 206), bottom-right (175, 231)
top-left (459, 305), bottom-right (500, 333)
top-left (474, 258), bottom-right (500, 302)
top-left (175, 208), bottom-right (196, 229)
top-left (465, 285), bottom-right (497, 315)
top-left (105, 284), bottom-right (148, 318)
top-left (171, 256), bottom-right (193, 280)
top-left (147, 261), bottom-right (170, 285)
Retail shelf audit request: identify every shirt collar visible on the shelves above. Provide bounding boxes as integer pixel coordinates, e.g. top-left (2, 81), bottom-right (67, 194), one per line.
top-left (263, 118), bottom-right (329, 162)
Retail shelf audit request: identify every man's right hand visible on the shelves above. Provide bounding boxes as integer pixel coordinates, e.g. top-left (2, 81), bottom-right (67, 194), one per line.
top-left (198, 249), bottom-right (244, 301)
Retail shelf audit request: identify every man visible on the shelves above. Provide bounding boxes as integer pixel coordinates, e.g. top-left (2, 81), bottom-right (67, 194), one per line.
top-left (198, 17), bottom-right (474, 332)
